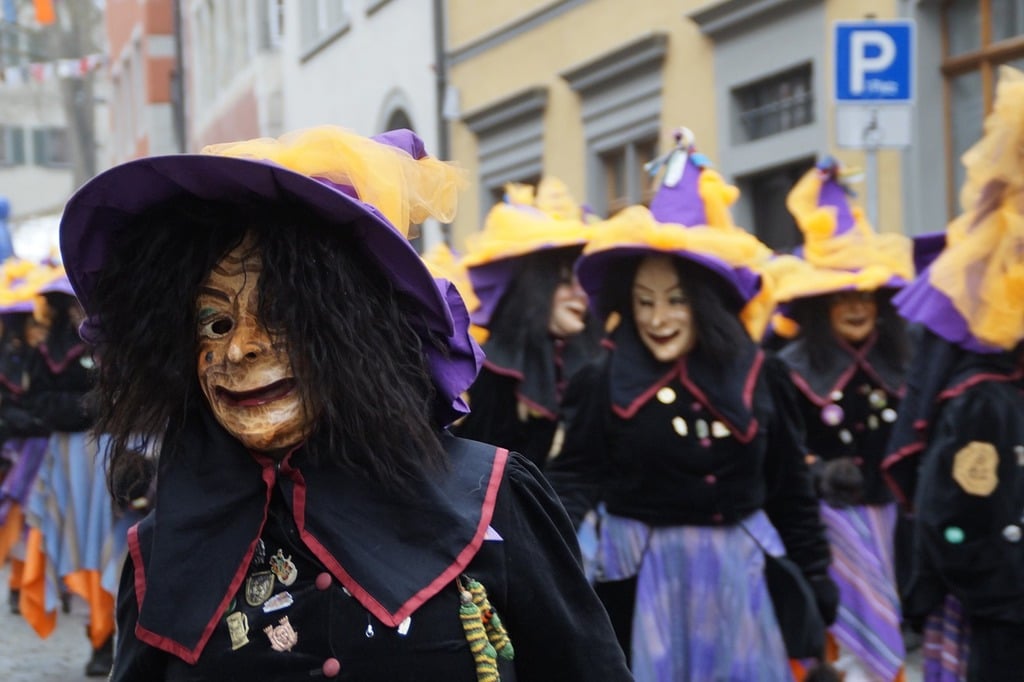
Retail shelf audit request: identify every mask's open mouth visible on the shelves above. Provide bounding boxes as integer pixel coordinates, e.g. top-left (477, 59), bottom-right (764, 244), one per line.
top-left (216, 378), bottom-right (297, 407)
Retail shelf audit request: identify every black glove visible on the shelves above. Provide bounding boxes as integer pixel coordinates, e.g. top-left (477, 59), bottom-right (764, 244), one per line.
top-left (808, 573), bottom-right (840, 626)
top-left (819, 457), bottom-right (864, 508)
top-left (0, 406), bottom-right (47, 437)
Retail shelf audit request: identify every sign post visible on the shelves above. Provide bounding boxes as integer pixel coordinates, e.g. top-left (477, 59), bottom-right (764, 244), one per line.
top-left (834, 19), bottom-right (915, 230)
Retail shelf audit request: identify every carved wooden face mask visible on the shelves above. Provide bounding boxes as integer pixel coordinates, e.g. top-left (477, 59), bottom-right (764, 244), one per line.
top-left (195, 236), bottom-right (311, 454)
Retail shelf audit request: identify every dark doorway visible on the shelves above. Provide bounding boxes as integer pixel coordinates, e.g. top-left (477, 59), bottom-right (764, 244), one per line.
top-left (741, 157), bottom-right (814, 252)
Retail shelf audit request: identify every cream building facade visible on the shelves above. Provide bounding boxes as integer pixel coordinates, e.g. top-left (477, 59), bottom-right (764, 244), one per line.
top-left (445, 0), bottom-right (1022, 253)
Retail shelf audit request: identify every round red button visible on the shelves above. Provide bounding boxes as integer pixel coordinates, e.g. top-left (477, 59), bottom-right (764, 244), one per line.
top-left (704, 474), bottom-right (717, 484)
top-left (322, 657), bottom-right (341, 677)
top-left (315, 572), bottom-right (332, 591)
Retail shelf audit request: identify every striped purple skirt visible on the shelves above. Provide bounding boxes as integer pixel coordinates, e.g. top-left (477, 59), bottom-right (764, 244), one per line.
top-left (0, 437), bottom-right (49, 525)
top-left (593, 509), bottom-right (792, 682)
top-left (922, 594), bottom-right (968, 682)
top-left (820, 502), bottom-right (906, 680)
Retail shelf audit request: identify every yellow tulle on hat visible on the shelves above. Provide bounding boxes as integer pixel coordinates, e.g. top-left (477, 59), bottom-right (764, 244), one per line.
top-left (765, 164), bottom-right (914, 304)
top-left (201, 126), bottom-right (466, 238)
top-left (421, 243), bottom-right (488, 344)
top-left (0, 258), bottom-right (63, 312)
top-left (925, 65), bottom-right (1024, 350)
top-left (459, 177), bottom-right (591, 268)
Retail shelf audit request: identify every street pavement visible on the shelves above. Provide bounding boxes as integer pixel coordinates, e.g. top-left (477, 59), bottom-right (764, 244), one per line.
top-left (0, 563), bottom-right (98, 682)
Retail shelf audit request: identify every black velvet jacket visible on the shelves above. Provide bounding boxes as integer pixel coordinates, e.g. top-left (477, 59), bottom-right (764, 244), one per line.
top-left (24, 339), bottom-right (94, 433)
top-left (455, 334), bottom-right (596, 469)
top-left (547, 325), bottom-right (832, 581)
top-left (891, 352), bottom-right (1024, 625)
top-left (110, 408), bottom-right (632, 681)
top-left (779, 334), bottom-right (906, 504)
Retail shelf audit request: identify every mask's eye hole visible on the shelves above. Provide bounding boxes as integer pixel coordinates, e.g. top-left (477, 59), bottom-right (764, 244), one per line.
top-left (199, 315), bottom-right (234, 339)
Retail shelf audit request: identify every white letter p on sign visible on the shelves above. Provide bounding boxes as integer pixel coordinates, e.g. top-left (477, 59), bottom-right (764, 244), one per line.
top-left (850, 30), bottom-right (895, 95)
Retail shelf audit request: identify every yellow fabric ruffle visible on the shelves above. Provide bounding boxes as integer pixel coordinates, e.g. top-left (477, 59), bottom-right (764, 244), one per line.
top-left (201, 126), bottom-right (466, 238)
top-left (584, 205), bottom-right (774, 340)
top-left (460, 177), bottom-right (591, 267)
top-left (786, 168), bottom-right (914, 278)
top-left (584, 205), bottom-right (772, 266)
top-left (924, 66), bottom-right (1024, 350)
top-left (759, 253), bottom-right (899, 304)
top-left (0, 258), bottom-right (63, 311)
top-left (421, 243), bottom-right (489, 344)
top-left (698, 168), bottom-right (741, 231)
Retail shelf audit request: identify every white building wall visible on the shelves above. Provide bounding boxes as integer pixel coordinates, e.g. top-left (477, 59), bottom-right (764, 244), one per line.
top-left (281, 0), bottom-right (439, 152)
top-left (0, 85), bottom-right (75, 219)
top-left (281, 0), bottom-right (443, 246)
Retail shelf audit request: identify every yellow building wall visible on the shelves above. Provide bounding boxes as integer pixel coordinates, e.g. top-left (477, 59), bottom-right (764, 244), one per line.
top-left (824, 0), bottom-right (905, 234)
top-left (447, 0), bottom-right (559, 49)
top-left (447, 0), bottom-right (906, 244)
top-left (448, 0), bottom-right (717, 248)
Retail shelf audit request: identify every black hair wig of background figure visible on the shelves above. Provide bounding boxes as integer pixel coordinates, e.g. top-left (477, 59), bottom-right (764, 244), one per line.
top-left (90, 196), bottom-right (446, 495)
top-left (486, 245), bottom-right (602, 352)
top-left (788, 290), bottom-right (908, 375)
top-left (601, 254), bottom-right (751, 369)
top-left (37, 292), bottom-right (83, 361)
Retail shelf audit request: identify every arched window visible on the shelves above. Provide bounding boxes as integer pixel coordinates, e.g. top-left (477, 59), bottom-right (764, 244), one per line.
top-left (385, 109), bottom-right (413, 132)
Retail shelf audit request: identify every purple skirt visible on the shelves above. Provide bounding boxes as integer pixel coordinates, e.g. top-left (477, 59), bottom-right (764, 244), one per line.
top-left (593, 509), bottom-right (792, 682)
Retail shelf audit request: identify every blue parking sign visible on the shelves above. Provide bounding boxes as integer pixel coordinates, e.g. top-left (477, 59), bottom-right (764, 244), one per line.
top-left (835, 20), bottom-right (915, 103)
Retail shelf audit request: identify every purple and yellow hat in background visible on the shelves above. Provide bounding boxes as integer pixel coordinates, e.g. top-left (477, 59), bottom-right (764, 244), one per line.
top-left (459, 177), bottom-right (593, 328)
top-left (575, 128), bottom-right (773, 339)
top-left (59, 125), bottom-right (480, 426)
top-left (420, 242), bottom-right (488, 345)
top-left (895, 66), bottom-right (1024, 353)
top-left (0, 257), bottom-right (64, 315)
top-left (761, 156), bottom-right (915, 309)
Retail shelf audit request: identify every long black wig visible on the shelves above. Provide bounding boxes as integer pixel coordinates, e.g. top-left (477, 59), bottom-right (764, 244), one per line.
top-left (600, 254), bottom-right (752, 370)
top-left (787, 290), bottom-right (908, 374)
top-left (485, 245), bottom-right (603, 354)
top-left (90, 196), bottom-right (446, 495)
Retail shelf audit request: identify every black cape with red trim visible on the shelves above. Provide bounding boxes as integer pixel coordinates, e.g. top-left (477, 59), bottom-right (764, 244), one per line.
top-left (779, 333), bottom-right (906, 503)
top-left (454, 333), bottom-right (598, 469)
top-left (893, 348), bottom-right (1024, 645)
top-left (547, 321), bottom-right (832, 580)
top-left (110, 407), bottom-right (632, 681)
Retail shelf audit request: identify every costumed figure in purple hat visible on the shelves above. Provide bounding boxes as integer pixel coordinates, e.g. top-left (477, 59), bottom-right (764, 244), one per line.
top-left (58, 125), bottom-right (632, 681)
top-left (0, 259), bottom-right (60, 618)
top-left (881, 65), bottom-right (1024, 682)
top-left (15, 270), bottom-right (122, 677)
top-left (453, 178), bottom-right (602, 469)
top-left (761, 156), bottom-right (916, 681)
top-left (546, 131), bottom-right (837, 681)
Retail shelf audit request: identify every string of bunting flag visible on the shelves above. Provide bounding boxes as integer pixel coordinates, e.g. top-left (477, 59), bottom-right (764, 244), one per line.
top-left (1, 52), bottom-right (104, 86)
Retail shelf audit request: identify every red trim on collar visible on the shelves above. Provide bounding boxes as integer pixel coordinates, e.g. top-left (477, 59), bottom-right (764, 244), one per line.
top-left (0, 373), bottom-right (24, 395)
top-left (788, 333), bottom-right (905, 405)
top-left (880, 440), bottom-right (925, 509)
top-left (938, 368), bottom-right (1024, 401)
top-left (482, 359), bottom-right (524, 381)
top-left (610, 362), bottom-right (681, 420)
top-left (611, 351), bottom-right (763, 444)
top-left (679, 352), bottom-right (761, 444)
top-left (742, 350), bottom-right (764, 407)
top-left (513, 392), bottom-right (557, 421)
top-left (132, 459), bottom-right (277, 665)
top-left (788, 361), bottom-right (860, 407)
top-left (38, 343), bottom-right (87, 374)
top-left (290, 447), bottom-right (509, 628)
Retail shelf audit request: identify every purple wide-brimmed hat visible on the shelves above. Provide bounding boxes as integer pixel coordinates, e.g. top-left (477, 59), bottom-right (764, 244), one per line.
top-left (577, 132), bottom-right (767, 321)
top-left (893, 264), bottom-right (1002, 354)
top-left (37, 273), bottom-right (75, 297)
top-left (60, 127), bottom-right (481, 425)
